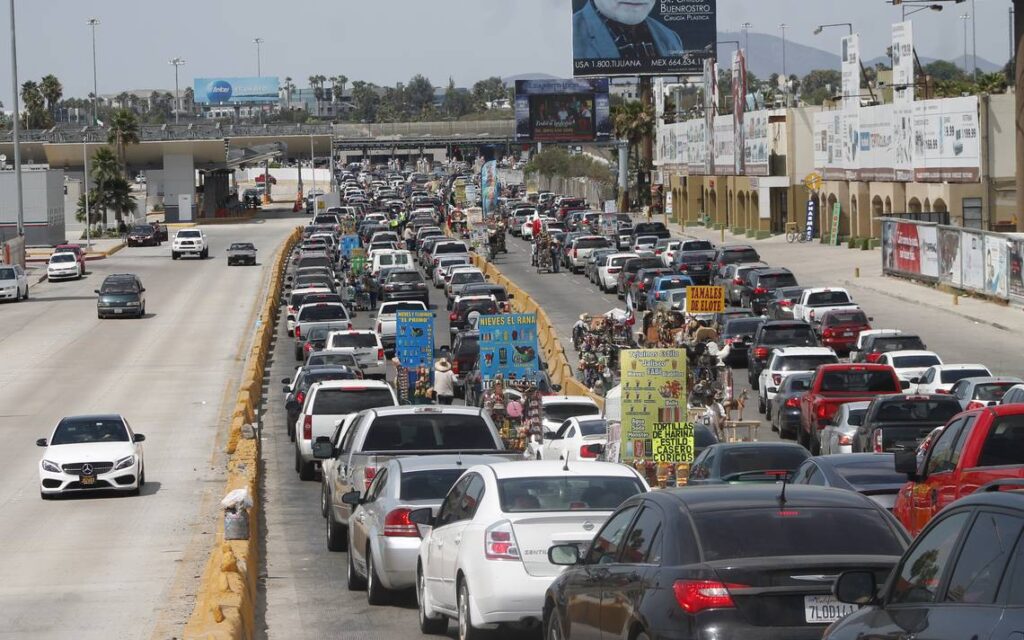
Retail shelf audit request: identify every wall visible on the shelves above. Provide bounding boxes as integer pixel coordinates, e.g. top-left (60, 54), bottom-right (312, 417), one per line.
top-left (163, 152), bottom-right (195, 222)
top-left (237, 167), bottom-right (332, 184)
top-left (0, 168), bottom-right (66, 245)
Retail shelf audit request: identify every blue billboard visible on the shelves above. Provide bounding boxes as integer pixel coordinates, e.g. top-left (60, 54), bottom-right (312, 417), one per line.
top-left (193, 77), bottom-right (279, 105)
top-left (396, 310), bottom-right (435, 369)
top-left (478, 313), bottom-right (540, 384)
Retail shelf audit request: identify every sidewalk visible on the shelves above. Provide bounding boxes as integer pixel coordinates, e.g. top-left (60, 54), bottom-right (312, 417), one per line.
top-left (26, 236), bottom-right (125, 263)
top-left (681, 224), bottom-right (1024, 335)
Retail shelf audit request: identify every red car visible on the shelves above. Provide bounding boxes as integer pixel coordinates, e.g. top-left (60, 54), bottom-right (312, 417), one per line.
top-left (53, 244), bottom-right (87, 273)
top-left (817, 308), bottom-right (872, 354)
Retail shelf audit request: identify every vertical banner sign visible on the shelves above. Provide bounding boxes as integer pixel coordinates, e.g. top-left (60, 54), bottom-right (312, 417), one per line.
top-left (841, 34), bottom-right (860, 109)
top-left (454, 181), bottom-right (468, 207)
top-left (477, 313), bottom-right (540, 384)
top-left (341, 234), bottom-right (360, 257)
top-left (480, 160), bottom-right (499, 216)
top-left (830, 203), bottom-right (842, 246)
top-left (892, 22), bottom-right (914, 104)
top-left (732, 49), bottom-right (747, 176)
top-left (805, 198), bottom-right (818, 242)
top-left (396, 310), bottom-right (435, 369)
top-left (651, 422), bottom-right (695, 464)
top-left (350, 248), bottom-right (367, 275)
top-left (702, 58), bottom-right (717, 176)
top-left (619, 349), bottom-right (687, 463)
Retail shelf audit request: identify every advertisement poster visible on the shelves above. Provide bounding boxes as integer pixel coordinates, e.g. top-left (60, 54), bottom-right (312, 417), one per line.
top-left (1009, 238), bottom-right (1024, 303)
top-left (830, 203), bottom-right (842, 246)
top-left (619, 349), bottom-right (687, 462)
top-left (193, 77), bottom-right (280, 104)
top-left (685, 286), bottom-right (725, 313)
top-left (841, 110), bottom-right (860, 179)
top-left (396, 310), bottom-right (435, 369)
top-left (745, 110), bottom-right (769, 176)
top-left (892, 22), bottom-right (915, 104)
top-left (883, 221), bottom-right (938, 281)
top-left (600, 212), bottom-right (618, 237)
top-left (805, 198), bottom-right (818, 242)
top-left (515, 78), bottom-right (611, 142)
top-left (713, 114), bottom-right (735, 175)
top-left (984, 234), bottom-right (1008, 298)
top-left (480, 161), bottom-right (499, 215)
top-left (938, 227), bottom-right (962, 286)
top-left (841, 34), bottom-right (860, 109)
top-left (732, 49), bottom-right (747, 176)
top-left (961, 230), bottom-right (985, 292)
top-left (812, 111), bottom-right (830, 174)
top-left (350, 248), bottom-right (367, 275)
top-left (571, 0), bottom-right (717, 77)
top-left (651, 421), bottom-right (695, 464)
top-left (857, 104), bottom-right (894, 182)
top-left (913, 97), bottom-right (981, 183)
top-left (477, 313), bottom-right (540, 384)
top-left (893, 103), bottom-right (915, 181)
top-left (687, 119), bottom-right (707, 175)
top-left (703, 59), bottom-right (717, 175)
top-left (454, 182), bottom-right (468, 207)
top-left (340, 234), bottom-right (361, 257)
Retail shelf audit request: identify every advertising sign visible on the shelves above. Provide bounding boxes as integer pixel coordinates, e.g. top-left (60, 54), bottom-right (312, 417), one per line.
top-left (480, 161), bottom-right (499, 215)
top-left (912, 97), bottom-right (981, 183)
top-left (571, 0), bottom-right (716, 77)
top-left (350, 248), bottom-right (367, 275)
top-left (1009, 238), bottom-right (1024, 303)
top-left (685, 286), bottom-right (725, 313)
top-left (619, 349), bottom-right (687, 462)
top-left (713, 115), bottom-right (735, 175)
top-left (984, 234), bottom-right (1008, 299)
top-left (745, 110), bottom-right (769, 176)
top-left (396, 310), bottom-right (435, 369)
top-left (651, 421), bottom-right (695, 464)
top-left (805, 198), bottom-right (818, 242)
top-left (193, 77), bottom-right (280, 104)
top-left (893, 103), bottom-right (914, 181)
top-left (882, 221), bottom-right (939, 281)
top-left (961, 230), bottom-right (985, 292)
top-left (477, 313), bottom-right (540, 384)
top-left (732, 49), bottom-right (747, 176)
top-left (841, 35), bottom-right (860, 109)
top-left (340, 234), bottom-right (360, 257)
top-left (830, 203), bottom-right (842, 246)
top-left (892, 21), bottom-right (914, 104)
top-left (938, 227), bottom-right (962, 287)
top-left (514, 78), bottom-right (612, 142)
top-left (687, 119), bottom-right (707, 175)
top-left (857, 104), bottom-right (894, 182)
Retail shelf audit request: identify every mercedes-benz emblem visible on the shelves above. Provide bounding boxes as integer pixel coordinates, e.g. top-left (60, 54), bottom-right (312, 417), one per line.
top-left (81, 464), bottom-right (94, 475)
top-left (582, 521), bottom-right (594, 531)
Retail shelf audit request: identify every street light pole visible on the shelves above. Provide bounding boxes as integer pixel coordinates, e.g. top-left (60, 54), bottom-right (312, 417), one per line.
top-left (83, 135), bottom-right (91, 249)
top-left (779, 23), bottom-right (788, 79)
top-left (8, 0), bottom-right (23, 238)
top-left (169, 57), bottom-right (185, 124)
top-left (87, 18), bottom-right (99, 125)
top-left (741, 22), bottom-right (752, 56)
top-left (971, 0), bottom-right (978, 79)
top-left (961, 14), bottom-right (971, 72)
top-left (253, 37), bottom-right (263, 123)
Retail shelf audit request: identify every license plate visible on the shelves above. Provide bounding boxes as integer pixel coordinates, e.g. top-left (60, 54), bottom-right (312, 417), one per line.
top-left (843, 331), bottom-right (853, 337)
top-left (80, 475), bottom-right (96, 486)
top-left (804, 595), bottom-right (856, 624)
top-left (114, 309), bottom-right (123, 314)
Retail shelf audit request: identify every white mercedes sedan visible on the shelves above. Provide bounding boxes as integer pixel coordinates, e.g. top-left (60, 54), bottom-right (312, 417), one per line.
top-left (37, 414), bottom-right (146, 499)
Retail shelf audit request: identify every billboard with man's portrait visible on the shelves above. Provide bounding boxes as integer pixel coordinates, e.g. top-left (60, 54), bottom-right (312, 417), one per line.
top-left (571, 0), bottom-right (717, 77)
top-left (515, 79), bottom-right (611, 142)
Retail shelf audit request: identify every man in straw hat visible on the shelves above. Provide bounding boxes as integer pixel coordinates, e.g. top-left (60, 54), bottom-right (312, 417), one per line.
top-left (433, 357), bottom-right (457, 405)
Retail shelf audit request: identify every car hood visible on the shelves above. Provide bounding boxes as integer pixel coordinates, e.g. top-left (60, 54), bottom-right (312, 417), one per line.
top-left (43, 442), bottom-right (135, 462)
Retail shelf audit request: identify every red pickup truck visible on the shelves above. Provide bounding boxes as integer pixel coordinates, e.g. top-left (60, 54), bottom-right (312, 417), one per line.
top-left (799, 363), bottom-right (902, 454)
top-left (892, 403), bottom-right (1024, 536)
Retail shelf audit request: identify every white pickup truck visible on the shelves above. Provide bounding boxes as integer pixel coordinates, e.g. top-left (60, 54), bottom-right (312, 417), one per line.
top-left (792, 287), bottom-right (860, 326)
top-left (374, 300), bottom-right (428, 354)
top-left (171, 229), bottom-right (208, 260)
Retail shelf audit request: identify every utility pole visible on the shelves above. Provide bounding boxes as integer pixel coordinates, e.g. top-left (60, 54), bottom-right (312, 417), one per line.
top-left (961, 14), bottom-right (971, 72)
top-left (639, 76), bottom-right (653, 213)
top-left (87, 18), bottom-right (100, 125)
top-left (8, 0), bottom-right (24, 237)
top-left (741, 22), bottom-right (752, 56)
top-left (1015, 0), bottom-right (1024, 231)
top-left (779, 23), bottom-right (788, 79)
top-left (169, 57), bottom-right (185, 124)
top-left (971, 0), bottom-right (977, 80)
top-left (253, 37), bottom-right (264, 124)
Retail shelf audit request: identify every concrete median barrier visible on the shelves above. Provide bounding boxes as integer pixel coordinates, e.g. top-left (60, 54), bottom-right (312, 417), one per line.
top-left (183, 226), bottom-right (300, 640)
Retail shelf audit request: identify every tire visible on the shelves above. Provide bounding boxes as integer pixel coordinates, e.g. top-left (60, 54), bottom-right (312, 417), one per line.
top-left (758, 394), bottom-right (766, 415)
top-left (366, 549), bottom-right (391, 605)
top-left (320, 482), bottom-right (329, 517)
top-left (545, 608), bottom-right (565, 640)
top-left (418, 569), bottom-right (448, 634)
top-left (457, 579), bottom-right (484, 640)
top-left (172, 252), bottom-right (179, 260)
top-left (797, 425), bottom-right (810, 450)
top-left (139, 466), bottom-right (146, 487)
top-left (765, 402), bottom-right (772, 422)
top-left (347, 545), bottom-right (366, 590)
top-left (295, 346), bottom-right (304, 361)
top-left (201, 248), bottom-right (209, 259)
top-left (326, 501), bottom-right (348, 551)
top-left (298, 457), bottom-right (316, 481)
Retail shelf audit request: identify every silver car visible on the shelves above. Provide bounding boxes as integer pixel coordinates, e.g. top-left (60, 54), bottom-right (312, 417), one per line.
top-left (820, 401), bottom-right (870, 455)
top-left (341, 454), bottom-right (508, 604)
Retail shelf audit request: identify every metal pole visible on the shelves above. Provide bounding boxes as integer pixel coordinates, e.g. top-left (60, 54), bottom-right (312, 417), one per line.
top-left (971, 0), bottom-right (978, 79)
top-left (962, 14), bottom-right (970, 72)
top-left (83, 140), bottom-right (91, 248)
top-left (311, 135), bottom-right (316, 196)
top-left (253, 38), bottom-right (263, 124)
top-left (780, 24), bottom-right (788, 79)
top-left (169, 58), bottom-right (184, 124)
top-left (88, 18), bottom-right (99, 125)
top-left (9, 0), bottom-right (24, 237)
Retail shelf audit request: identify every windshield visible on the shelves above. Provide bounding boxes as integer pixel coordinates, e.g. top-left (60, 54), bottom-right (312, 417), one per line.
top-left (132, 226), bottom-right (152, 233)
top-left (718, 447), bottom-right (808, 481)
top-left (974, 383), bottom-right (1017, 401)
top-left (807, 290), bottom-right (852, 306)
top-left (820, 370), bottom-right (900, 393)
top-left (892, 355), bottom-right (941, 368)
top-left (693, 508), bottom-right (904, 561)
top-left (0, 268), bottom-right (15, 279)
top-left (723, 319), bottom-right (764, 336)
top-left (824, 310), bottom-right (869, 326)
top-left (382, 302), bottom-right (426, 315)
top-left (298, 305), bottom-right (349, 322)
top-left (311, 388), bottom-right (395, 415)
top-left (400, 469), bottom-right (468, 501)
top-left (330, 333), bottom-right (378, 348)
top-left (435, 243), bottom-right (468, 254)
top-left (577, 419), bottom-right (607, 437)
top-left (51, 418), bottom-right (129, 445)
top-left (940, 369), bottom-right (990, 383)
top-left (50, 253), bottom-right (76, 263)
top-left (100, 280), bottom-right (139, 294)
top-left (361, 413), bottom-right (496, 450)
top-left (777, 355), bottom-right (839, 371)
top-left (497, 476), bottom-right (644, 512)
top-left (544, 403), bottom-right (600, 423)
top-left (178, 230), bottom-right (201, 238)
top-left (875, 399), bottom-right (961, 422)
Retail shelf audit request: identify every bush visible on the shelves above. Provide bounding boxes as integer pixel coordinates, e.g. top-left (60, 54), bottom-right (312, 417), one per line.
top-left (525, 148), bottom-right (612, 185)
top-left (847, 236), bottom-right (859, 249)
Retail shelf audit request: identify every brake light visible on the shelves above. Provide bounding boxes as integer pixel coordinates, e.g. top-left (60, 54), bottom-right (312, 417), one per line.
top-left (303, 415), bottom-right (312, 441)
top-left (296, 391), bottom-right (305, 405)
top-left (967, 400), bottom-right (986, 411)
top-left (733, 277), bottom-right (743, 285)
top-left (579, 444), bottom-right (601, 459)
top-left (753, 347), bottom-right (769, 360)
top-left (822, 329), bottom-right (835, 338)
top-left (935, 389), bottom-right (949, 394)
top-left (450, 312), bottom-right (458, 321)
top-left (638, 283), bottom-right (646, 291)
top-left (772, 374), bottom-right (782, 386)
top-left (838, 434), bottom-right (852, 446)
top-left (574, 249), bottom-right (578, 258)
top-left (377, 348), bottom-right (385, 361)
top-left (452, 360), bottom-right (459, 374)
top-left (382, 508), bottom-right (419, 537)
top-left (295, 326), bottom-right (302, 338)
top-left (680, 264), bottom-right (689, 271)
top-left (873, 429), bottom-right (883, 453)
top-left (672, 580), bottom-right (747, 614)
top-left (484, 520), bottom-right (521, 561)
top-left (779, 300), bottom-right (793, 308)
top-left (753, 287), bottom-right (767, 295)
top-left (364, 466), bottom-right (377, 490)
top-left (655, 249), bottom-right (663, 255)
top-left (866, 353), bottom-right (882, 363)
top-left (785, 396), bottom-right (800, 408)
top-left (608, 268), bottom-right (620, 274)
top-left (817, 404), bottom-right (829, 419)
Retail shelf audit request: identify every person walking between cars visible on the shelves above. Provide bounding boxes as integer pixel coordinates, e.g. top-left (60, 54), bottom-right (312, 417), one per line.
top-left (362, 272), bottom-right (378, 310)
top-left (118, 219), bottom-right (128, 241)
top-left (433, 358), bottom-right (457, 405)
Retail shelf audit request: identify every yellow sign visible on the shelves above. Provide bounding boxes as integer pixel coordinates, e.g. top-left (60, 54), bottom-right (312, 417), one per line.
top-left (454, 182), bottom-right (468, 207)
top-left (651, 422), bottom-right (695, 463)
top-left (803, 171), bottom-right (824, 193)
top-left (685, 286), bottom-right (725, 314)
top-left (619, 349), bottom-right (687, 462)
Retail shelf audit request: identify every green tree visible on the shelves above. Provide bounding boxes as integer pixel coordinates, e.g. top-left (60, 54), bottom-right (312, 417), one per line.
top-left (472, 76), bottom-right (506, 109)
top-left (443, 77), bottom-right (472, 117)
top-left (350, 81), bottom-right (380, 122)
top-left (611, 100), bottom-right (654, 210)
top-left (20, 81), bottom-right (50, 128)
top-left (89, 146), bottom-right (120, 226)
top-left (405, 74), bottom-right (435, 117)
top-left (106, 109), bottom-right (140, 179)
top-left (336, 74), bottom-right (348, 99)
top-left (799, 69), bottom-right (842, 105)
top-left (39, 75), bottom-right (63, 121)
top-left (102, 176), bottom-right (138, 223)
top-left (924, 60), bottom-right (967, 83)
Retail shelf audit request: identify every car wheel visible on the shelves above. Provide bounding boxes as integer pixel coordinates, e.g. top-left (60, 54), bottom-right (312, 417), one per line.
top-left (320, 483), bottom-right (328, 518)
top-left (765, 402), bottom-right (772, 422)
top-left (298, 458), bottom-right (316, 482)
top-left (545, 607), bottom-right (565, 640)
top-left (295, 347), bottom-right (304, 361)
top-left (458, 579), bottom-right (484, 640)
top-left (366, 549), bottom-right (391, 605)
top-left (172, 252), bottom-right (179, 260)
top-left (347, 545), bottom-right (366, 591)
top-left (758, 394), bottom-right (766, 414)
top-left (325, 501), bottom-right (348, 551)
top-left (139, 465), bottom-right (146, 487)
top-left (418, 569), bottom-right (448, 634)
top-left (797, 426), bottom-right (810, 450)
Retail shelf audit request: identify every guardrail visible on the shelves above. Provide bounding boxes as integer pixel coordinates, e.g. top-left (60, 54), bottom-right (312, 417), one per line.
top-left (183, 226), bottom-right (301, 640)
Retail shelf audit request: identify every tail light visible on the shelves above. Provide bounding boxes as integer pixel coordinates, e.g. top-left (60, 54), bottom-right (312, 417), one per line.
top-left (364, 466), bottom-right (377, 490)
top-left (866, 352), bottom-right (882, 363)
top-left (383, 508), bottom-right (420, 537)
top-left (753, 287), bottom-right (767, 295)
top-left (303, 415), bottom-right (312, 441)
top-left (452, 360), bottom-right (459, 374)
top-left (785, 396), bottom-right (800, 408)
top-left (838, 434), bottom-right (853, 446)
top-left (753, 347), bottom-right (769, 360)
top-left (484, 520), bottom-right (521, 561)
top-left (573, 249), bottom-right (578, 258)
top-left (967, 400), bottom-right (986, 411)
top-left (873, 429), bottom-right (884, 453)
top-left (377, 348), bottom-right (385, 361)
top-left (295, 391), bottom-right (306, 405)
top-left (680, 264), bottom-right (689, 271)
top-left (772, 374), bottom-right (782, 386)
top-left (822, 329), bottom-right (835, 339)
top-left (579, 444), bottom-right (601, 459)
top-left (779, 300), bottom-right (793, 308)
top-left (295, 326), bottom-right (302, 338)
top-left (673, 580), bottom-right (747, 614)
top-left (384, 284), bottom-right (394, 291)
top-left (450, 312), bottom-right (458, 321)
top-left (733, 277), bottom-right (743, 285)
top-left (935, 389), bottom-right (949, 394)
top-left (638, 283), bottom-right (646, 291)
top-left (608, 268), bottom-right (621, 274)
top-left (655, 249), bottom-right (663, 255)
top-left (348, 323), bottom-right (353, 330)
top-left (304, 342), bottom-right (313, 355)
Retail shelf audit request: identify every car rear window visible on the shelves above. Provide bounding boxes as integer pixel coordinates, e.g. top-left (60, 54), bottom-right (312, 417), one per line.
top-left (723, 318), bottom-right (764, 336)
top-left (834, 461), bottom-right (908, 487)
top-left (388, 272), bottom-right (421, 283)
top-left (312, 388), bottom-right (395, 415)
top-left (382, 302), bottom-right (426, 314)
top-left (892, 355), bottom-right (941, 368)
top-left (307, 352), bottom-right (359, 368)
top-left (331, 333), bottom-right (378, 348)
top-left (718, 447), bottom-right (809, 481)
top-left (361, 413), bottom-right (496, 451)
top-left (940, 369), bottom-right (990, 383)
top-left (452, 272), bottom-right (484, 284)
top-left (298, 257), bottom-right (331, 269)
top-left (977, 415), bottom-right (1024, 466)
top-left (874, 399), bottom-right (961, 422)
top-left (693, 508), bottom-right (905, 561)
top-left (820, 370), bottom-right (900, 393)
top-left (459, 300), bottom-right (498, 314)
top-left (577, 238), bottom-right (611, 249)
top-left (454, 336), bottom-right (479, 357)
top-left (298, 305), bottom-right (349, 322)
top-left (873, 337), bottom-right (926, 352)
top-left (756, 273), bottom-right (798, 289)
top-left (760, 325), bottom-right (818, 346)
top-left (656, 279), bottom-right (688, 291)
top-left (300, 369), bottom-right (358, 388)
top-left (679, 251), bottom-right (716, 263)
top-left (974, 383), bottom-right (1017, 402)
top-left (777, 355), bottom-right (839, 371)
top-left (824, 310), bottom-right (868, 326)
top-left (807, 290), bottom-right (853, 306)
top-left (544, 403), bottom-right (601, 423)
top-left (609, 256), bottom-right (633, 267)
top-left (722, 248), bottom-right (759, 262)
top-left (497, 476), bottom-right (645, 512)
top-left (577, 420), bottom-right (607, 437)
top-left (400, 469), bottom-right (468, 501)
top-left (435, 242), bottom-right (468, 254)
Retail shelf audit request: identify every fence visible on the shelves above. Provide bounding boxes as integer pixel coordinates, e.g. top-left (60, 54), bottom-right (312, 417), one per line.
top-left (880, 217), bottom-right (1024, 303)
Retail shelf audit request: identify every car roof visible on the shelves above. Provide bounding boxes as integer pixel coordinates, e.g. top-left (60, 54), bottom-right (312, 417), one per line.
top-left (772, 347), bottom-right (837, 356)
top-left (541, 395), bottom-right (600, 406)
top-left (931, 363), bottom-right (989, 371)
top-left (311, 379), bottom-right (391, 390)
top-left (369, 405), bottom-right (483, 418)
top-left (959, 376), bottom-right (1024, 385)
top-left (59, 413), bottom-right (125, 422)
top-left (478, 460), bottom-right (641, 480)
top-left (883, 350), bottom-right (940, 358)
top-left (664, 483), bottom-right (877, 511)
top-left (394, 454), bottom-right (510, 472)
top-left (809, 452), bottom-right (895, 468)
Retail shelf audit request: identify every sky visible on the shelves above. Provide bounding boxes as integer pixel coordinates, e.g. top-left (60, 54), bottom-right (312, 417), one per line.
top-left (0, 0), bottom-right (1013, 100)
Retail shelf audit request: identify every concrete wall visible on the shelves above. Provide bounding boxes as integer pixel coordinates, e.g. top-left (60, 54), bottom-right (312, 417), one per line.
top-left (162, 152), bottom-right (195, 222)
top-left (0, 168), bottom-right (66, 245)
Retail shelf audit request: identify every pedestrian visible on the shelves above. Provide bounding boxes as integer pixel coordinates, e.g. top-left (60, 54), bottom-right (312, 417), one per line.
top-left (550, 238), bottom-right (561, 273)
top-left (362, 272), bottom-right (378, 310)
top-left (118, 219), bottom-right (128, 241)
top-left (433, 358), bottom-right (457, 405)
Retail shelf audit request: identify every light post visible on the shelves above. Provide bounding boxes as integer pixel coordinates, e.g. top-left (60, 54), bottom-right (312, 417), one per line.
top-left (779, 23), bottom-right (788, 79)
top-left (253, 37), bottom-right (263, 123)
top-left (813, 22), bottom-right (853, 36)
top-left (169, 57), bottom-right (185, 124)
top-left (961, 13), bottom-right (971, 72)
top-left (971, 0), bottom-right (977, 79)
top-left (8, 0), bottom-right (23, 237)
top-left (740, 22), bottom-right (752, 54)
top-left (310, 135), bottom-right (316, 198)
top-left (82, 129), bottom-right (91, 249)
top-left (87, 18), bottom-right (100, 125)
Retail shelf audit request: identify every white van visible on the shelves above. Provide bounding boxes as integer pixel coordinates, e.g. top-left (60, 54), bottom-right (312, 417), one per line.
top-left (370, 249), bottom-right (413, 275)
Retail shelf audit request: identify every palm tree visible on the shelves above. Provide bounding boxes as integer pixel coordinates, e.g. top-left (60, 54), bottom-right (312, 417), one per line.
top-left (104, 176), bottom-right (138, 224)
top-left (106, 109), bottom-right (140, 179)
top-left (337, 74), bottom-right (348, 99)
top-left (39, 75), bottom-right (63, 121)
top-left (612, 101), bottom-right (654, 210)
top-left (20, 80), bottom-right (49, 128)
top-left (183, 87), bottom-right (194, 114)
top-left (283, 76), bottom-right (293, 103)
top-left (90, 146), bottom-right (120, 226)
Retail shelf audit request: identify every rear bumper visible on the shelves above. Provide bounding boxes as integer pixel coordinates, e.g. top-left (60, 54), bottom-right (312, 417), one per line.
top-left (376, 537), bottom-right (420, 590)
top-left (650, 621), bottom-right (828, 640)
top-left (467, 563), bottom-right (552, 625)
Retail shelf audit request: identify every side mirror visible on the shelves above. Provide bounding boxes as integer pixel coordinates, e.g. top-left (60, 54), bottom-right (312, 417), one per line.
top-left (552, 384), bottom-right (562, 393)
top-left (341, 490), bottom-right (362, 506)
top-left (408, 507), bottom-right (435, 527)
top-left (548, 544), bottom-right (582, 566)
top-left (281, 378), bottom-right (291, 385)
top-left (508, 293), bottom-right (515, 299)
top-left (94, 289), bottom-right (100, 294)
top-left (909, 377), bottom-right (921, 385)
top-left (834, 570), bottom-right (878, 606)
top-left (900, 380), bottom-right (911, 390)
top-left (312, 437), bottom-right (336, 460)
top-left (139, 287), bottom-right (146, 292)
top-left (868, 316), bottom-right (874, 322)
top-left (36, 438), bottom-right (47, 447)
top-left (133, 433), bottom-right (146, 443)
top-left (894, 450), bottom-right (920, 480)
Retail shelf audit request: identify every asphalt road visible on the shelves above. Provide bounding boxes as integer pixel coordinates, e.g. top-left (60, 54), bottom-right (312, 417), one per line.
top-left (0, 219), bottom-right (296, 640)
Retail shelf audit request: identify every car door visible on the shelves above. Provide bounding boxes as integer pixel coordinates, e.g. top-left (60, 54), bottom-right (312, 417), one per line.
top-left (916, 367), bottom-right (937, 394)
top-left (562, 504), bottom-right (640, 640)
top-left (330, 414), bottom-right (364, 524)
top-left (599, 504), bottom-right (666, 639)
top-left (439, 473), bottom-right (485, 608)
top-left (544, 420), bottom-right (572, 460)
top-left (350, 467), bottom-right (389, 576)
top-left (426, 474), bottom-right (469, 607)
top-left (990, 515), bottom-right (1024, 639)
top-left (909, 417), bottom-right (967, 535)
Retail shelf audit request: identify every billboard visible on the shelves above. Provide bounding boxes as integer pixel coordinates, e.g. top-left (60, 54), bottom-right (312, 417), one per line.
top-left (686, 118), bottom-right (706, 175)
top-left (961, 230), bottom-right (985, 292)
top-left (713, 115), bottom-right (734, 175)
top-left (731, 49), bottom-right (747, 175)
top-left (912, 96), bottom-right (981, 183)
top-left (514, 78), bottom-right (611, 142)
top-left (1010, 237), bottom-right (1024, 303)
top-left (619, 349), bottom-right (687, 462)
top-left (881, 220), bottom-right (938, 281)
top-left (744, 110), bottom-right (769, 176)
top-left (857, 104), bottom-right (894, 182)
top-left (892, 21), bottom-right (914, 104)
top-left (396, 310), bottom-right (435, 370)
top-left (477, 313), bottom-right (540, 384)
top-left (193, 77), bottom-right (279, 104)
top-left (984, 234), bottom-right (1008, 298)
top-left (571, 0), bottom-right (716, 77)
top-left (841, 35), bottom-right (860, 109)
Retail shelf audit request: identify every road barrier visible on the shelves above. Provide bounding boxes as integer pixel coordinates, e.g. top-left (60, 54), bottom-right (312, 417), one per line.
top-left (183, 226), bottom-right (301, 640)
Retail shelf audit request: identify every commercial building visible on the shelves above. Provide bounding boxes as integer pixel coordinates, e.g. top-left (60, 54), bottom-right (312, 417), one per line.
top-left (0, 168), bottom-right (66, 246)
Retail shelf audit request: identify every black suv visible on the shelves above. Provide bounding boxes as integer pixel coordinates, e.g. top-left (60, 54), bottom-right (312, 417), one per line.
top-left (829, 479), bottom-right (1024, 640)
top-left (747, 320), bottom-right (819, 384)
top-left (713, 245), bottom-right (761, 279)
top-left (381, 269), bottom-right (428, 305)
top-left (95, 274), bottom-right (146, 319)
top-left (746, 268), bottom-right (799, 313)
top-left (853, 393), bottom-right (963, 453)
top-left (630, 221), bottom-right (670, 240)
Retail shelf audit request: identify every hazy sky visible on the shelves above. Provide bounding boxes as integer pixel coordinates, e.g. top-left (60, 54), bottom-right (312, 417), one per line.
top-left (0, 0), bottom-right (1012, 99)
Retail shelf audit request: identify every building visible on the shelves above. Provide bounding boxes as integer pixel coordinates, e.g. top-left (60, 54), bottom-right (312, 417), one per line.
top-left (0, 168), bottom-right (66, 245)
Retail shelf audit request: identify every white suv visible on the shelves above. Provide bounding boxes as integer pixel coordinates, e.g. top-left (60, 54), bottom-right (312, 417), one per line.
top-left (757, 347), bottom-right (839, 415)
top-left (171, 229), bottom-right (208, 259)
top-left (597, 252), bottom-right (638, 293)
top-left (325, 330), bottom-right (386, 379)
top-left (0, 264), bottom-right (29, 300)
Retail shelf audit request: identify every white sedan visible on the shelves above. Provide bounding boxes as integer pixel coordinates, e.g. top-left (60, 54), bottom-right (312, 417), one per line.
top-left (876, 350), bottom-right (943, 385)
top-left (913, 363), bottom-right (992, 395)
top-left (413, 461), bottom-right (648, 638)
top-left (537, 417), bottom-right (608, 462)
top-left (37, 414), bottom-right (146, 498)
top-left (46, 252), bottom-right (82, 280)
top-left (0, 264), bottom-right (29, 301)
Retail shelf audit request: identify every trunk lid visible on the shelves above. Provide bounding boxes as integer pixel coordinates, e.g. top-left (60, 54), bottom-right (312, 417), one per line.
top-left (876, 422), bottom-right (944, 452)
top-left (509, 512), bottom-right (610, 577)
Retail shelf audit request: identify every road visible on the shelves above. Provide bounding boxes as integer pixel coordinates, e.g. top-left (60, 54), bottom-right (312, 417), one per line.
top-left (0, 218), bottom-right (296, 640)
